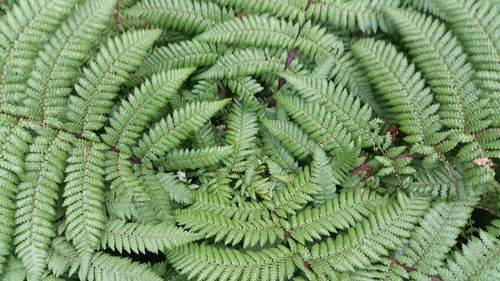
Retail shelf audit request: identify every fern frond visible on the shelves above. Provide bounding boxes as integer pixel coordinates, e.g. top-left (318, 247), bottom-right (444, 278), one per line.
top-left (191, 191), bottom-right (269, 220)
top-left (398, 199), bottom-right (476, 279)
top-left (275, 94), bottom-right (355, 153)
top-left (66, 29), bottom-right (162, 137)
top-left (223, 101), bottom-right (258, 172)
top-left (281, 72), bottom-right (378, 147)
top-left (288, 188), bottom-right (387, 244)
top-left (105, 187), bottom-right (140, 221)
top-left (0, 256), bottom-right (26, 281)
top-left (386, 8), bottom-right (486, 132)
top-left (304, 0), bottom-right (400, 33)
top-left (14, 130), bottom-right (72, 280)
top-left (208, 0), bottom-right (304, 22)
top-left (0, 115), bottom-right (31, 274)
top-left (134, 41), bottom-right (219, 78)
top-left (159, 146), bottom-right (233, 171)
top-left (225, 77), bottom-right (265, 113)
top-left (167, 243), bottom-right (298, 281)
top-left (102, 220), bottom-right (200, 254)
top-left (401, 0), bottom-right (444, 18)
top-left (197, 15), bottom-right (343, 60)
top-left (0, 0), bottom-right (78, 113)
top-left (265, 166), bottom-right (319, 217)
top-left (125, 0), bottom-right (232, 33)
top-left (261, 118), bottom-right (316, 160)
top-left (63, 141), bottom-right (107, 258)
top-left (175, 209), bottom-right (284, 248)
top-left (134, 99), bottom-right (229, 161)
top-left (352, 38), bottom-right (442, 146)
top-left (157, 172), bottom-right (194, 205)
top-left (138, 168), bottom-right (175, 223)
top-left (310, 148), bottom-right (338, 205)
top-left (307, 194), bottom-right (430, 275)
top-left (22, 0), bottom-right (116, 125)
top-left (196, 48), bottom-right (301, 80)
top-left (49, 237), bottom-right (164, 281)
top-left (408, 163), bottom-right (466, 198)
top-left (103, 68), bottom-right (195, 151)
top-left (439, 230), bottom-right (500, 281)
top-left (261, 130), bottom-right (300, 172)
top-left (433, 0), bottom-right (500, 125)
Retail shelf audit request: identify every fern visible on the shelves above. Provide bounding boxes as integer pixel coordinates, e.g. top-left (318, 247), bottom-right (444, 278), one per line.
top-left (0, 0), bottom-right (78, 114)
top-left (197, 15), bottom-right (343, 61)
top-left (102, 220), bottom-right (200, 254)
top-left (14, 130), bottom-right (72, 280)
top-left (133, 99), bottom-right (229, 161)
top-left (125, 0), bottom-right (232, 33)
top-left (67, 29), bottom-right (162, 137)
top-left (439, 230), bottom-right (500, 281)
top-left (22, 0), bottom-right (116, 126)
top-left (306, 194), bottom-right (430, 276)
top-left (167, 243), bottom-right (298, 281)
top-left (63, 141), bottom-right (106, 259)
top-left (0, 0), bottom-right (499, 280)
top-left (433, 0), bottom-right (500, 126)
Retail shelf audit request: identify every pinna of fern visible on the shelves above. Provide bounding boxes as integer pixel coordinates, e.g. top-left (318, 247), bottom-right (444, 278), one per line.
top-left (0, 0), bottom-right (499, 281)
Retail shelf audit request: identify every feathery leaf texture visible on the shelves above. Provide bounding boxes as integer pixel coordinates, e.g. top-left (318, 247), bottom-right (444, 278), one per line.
top-left (0, 0), bottom-right (499, 280)
top-left (67, 29), bottom-right (162, 136)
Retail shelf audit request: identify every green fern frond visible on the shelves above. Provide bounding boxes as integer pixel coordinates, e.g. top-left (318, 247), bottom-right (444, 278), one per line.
top-left (105, 187), bottom-right (140, 221)
top-left (14, 130), bottom-right (72, 280)
top-left (261, 118), bottom-right (316, 160)
top-left (275, 94), bottom-right (355, 154)
top-left (102, 220), bottom-right (200, 254)
top-left (281, 72), bottom-right (378, 147)
top-left (0, 256), bottom-right (26, 281)
top-left (67, 29), bottom-right (162, 137)
top-left (0, 115), bottom-right (31, 274)
top-left (103, 68), bottom-right (195, 151)
top-left (433, 0), bottom-right (500, 126)
top-left (138, 168), bottom-right (175, 223)
top-left (310, 148), bottom-right (338, 205)
top-left (125, 0), bottom-right (232, 33)
top-left (208, 0), bottom-right (304, 22)
top-left (22, 0), bottom-right (116, 125)
top-left (191, 191), bottom-right (269, 220)
top-left (287, 188), bottom-right (387, 244)
top-left (0, 0), bottom-right (79, 113)
top-left (223, 101), bottom-right (258, 172)
top-left (307, 194), bottom-right (430, 275)
top-left (261, 130), bottom-right (300, 172)
top-left (63, 141), bottom-right (107, 258)
top-left (134, 99), bottom-right (229, 161)
top-left (196, 48), bottom-right (302, 80)
top-left (398, 199), bottom-right (476, 279)
top-left (265, 166), bottom-right (319, 217)
top-left (439, 230), bottom-right (500, 281)
top-left (159, 146), bottom-right (233, 171)
top-left (134, 41), bottom-right (219, 78)
top-left (49, 237), bottom-right (164, 281)
top-left (408, 163), bottom-right (465, 198)
top-left (167, 243), bottom-right (298, 281)
top-left (352, 38), bottom-right (442, 145)
top-left (197, 15), bottom-right (343, 61)
top-left (303, 0), bottom-right (401, 33)
top-left (175, 209), bottom-right (284, 248)
top-left (401, 0), bottom-right (444, 17)
top-left (225, 77), bottom-right (265, 112)
top-left (386, 8), bottom-right (486, 132)
top-left (157, 172), bottom-right (194, 205)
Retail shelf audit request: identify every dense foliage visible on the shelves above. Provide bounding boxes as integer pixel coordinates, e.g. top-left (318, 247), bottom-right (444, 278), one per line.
top-left (0, 0), bottom-right (499, 280)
